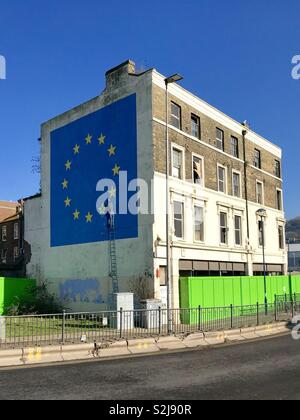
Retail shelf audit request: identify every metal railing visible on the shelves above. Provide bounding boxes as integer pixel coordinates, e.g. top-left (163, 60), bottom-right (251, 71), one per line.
top-left (0, 300), bottom-right (298, 349)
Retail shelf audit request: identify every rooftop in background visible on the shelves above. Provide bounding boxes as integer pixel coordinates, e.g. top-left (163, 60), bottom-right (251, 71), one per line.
top-left (0, 201), bottom-right (18, 222)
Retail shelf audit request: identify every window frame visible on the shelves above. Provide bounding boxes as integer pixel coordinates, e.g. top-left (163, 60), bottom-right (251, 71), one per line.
top-left (256, 180), bottom-right (264, 205)
top-left (191, 114), bottom-right (201, 139)
top-left (220, 211), bottom-right (228, 245)
top-left (278, 225), bottom-right (285, 250)
top-left (275, 160), bottom-right (281, 178)
top-left (173, 200), bottom-right (185, 240)
top-left (14, 222), bottom-right (19, 240)
top-left (232, 170), bottom-right (242, 198)
top-left (231, 136), bottom-right (239, 158)
top-left (171, 144), bottom-right (185, 180)
top-left (276, 188), bottom-right (283, 211)
top-left (234, 214), bottom-right (242, 247)
top-left (254, 149), bottom-right (262, 169)
top-left (194, 205), bottom-right (205, 243)
top-left (192, 153), bottom-right (205, 187)
top-left (216, 128), bottom-right (225, 151)
top-left (217, 164), bottom-right (227, 194)
top-left (1, 225), bottom-right (7, 242)
top-left (170, 101), bottom-right (182, 130)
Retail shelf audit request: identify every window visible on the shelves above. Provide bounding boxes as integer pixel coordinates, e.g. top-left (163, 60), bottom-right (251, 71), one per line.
top-left (258, 220), bottom-right (264, 247)
top-left (172, 147), bottom-right (183, 179)
top-left (174, 201), bottom-right (184, 239)
top-left (193, 155), bottom-right (204, 186)
top-left (171, 102), bottom-right (181, 130)
top-left (1, 249), bottom-right (7, 263)
top-left (159, 267), bottom-right (166, 286)
top-left (234, 215), bottom-right (242, 246)
top-left (220, 212), bottom-right (228, 245)
top-left (13, 247), bottom-right (19, 260)
top-left (232, 172), bottom-right (241, 198)
top-left (194, 206), bottom-right (204, 242)
top-left (275, 160), bottom-right (281, 178)
top-left (191, 114), bottom-right (200, 139)
top-left (218, 166), bottom-right (226, 193)
top-left (256, 181), bottom-right (264, 205)
top-left (254, 149), bottom-right (261, 169)
top-left (14, 223), bottom-right (19, 240)
top-left (216, 128), bottom-right (224, 151)
top-left (278, 226), bottom-right (284, 250)
top-left (1, 226), bottom-right (7, 242)
top-left (276, 189), bottom-right (283, 211)
top-left (231, 137), bottom-right (239, 158)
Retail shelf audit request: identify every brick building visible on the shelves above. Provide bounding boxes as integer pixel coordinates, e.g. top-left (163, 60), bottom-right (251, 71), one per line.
top-left (0, 201), bottom-right (28, 277)
top-left (24, 60), bottom-right (287, 311)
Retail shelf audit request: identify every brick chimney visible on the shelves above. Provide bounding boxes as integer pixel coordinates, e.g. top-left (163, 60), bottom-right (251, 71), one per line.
top-left (105, 60), bottom-right (136, 91)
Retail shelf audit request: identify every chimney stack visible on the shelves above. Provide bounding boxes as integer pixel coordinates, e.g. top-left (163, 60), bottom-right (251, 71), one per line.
top-left (105, 60), bottom-right (136, 91)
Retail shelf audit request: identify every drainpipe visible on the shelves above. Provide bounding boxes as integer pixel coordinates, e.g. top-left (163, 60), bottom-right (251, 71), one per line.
top-left (242, 129), bottom-right (250, 241)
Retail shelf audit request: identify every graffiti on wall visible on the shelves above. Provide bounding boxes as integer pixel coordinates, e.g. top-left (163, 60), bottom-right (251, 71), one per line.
top-left (59, 279), bottom-right (106, 305)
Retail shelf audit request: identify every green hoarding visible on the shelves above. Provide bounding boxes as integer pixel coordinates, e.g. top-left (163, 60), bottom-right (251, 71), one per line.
top-left (0, 277), bottom-right (36, 315)
top-left (180, 275), bottom-right (300, 309)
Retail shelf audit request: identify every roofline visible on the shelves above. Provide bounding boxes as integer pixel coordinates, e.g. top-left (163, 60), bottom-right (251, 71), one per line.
top-left (152, 69), bottom-right (282, 157)
top-left (23, 193), bottom-right (42, 202)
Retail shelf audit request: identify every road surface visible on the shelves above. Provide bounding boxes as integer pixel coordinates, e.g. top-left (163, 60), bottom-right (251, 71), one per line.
top-left (0, 334), bottom-right (299, 400)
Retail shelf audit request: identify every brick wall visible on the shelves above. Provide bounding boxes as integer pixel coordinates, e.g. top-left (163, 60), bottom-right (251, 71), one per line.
top-left (152, 84), bottom-right (283, 210)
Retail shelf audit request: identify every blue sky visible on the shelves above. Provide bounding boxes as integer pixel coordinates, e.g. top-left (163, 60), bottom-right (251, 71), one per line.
top-left (0, 0), bottom-right (299, 219)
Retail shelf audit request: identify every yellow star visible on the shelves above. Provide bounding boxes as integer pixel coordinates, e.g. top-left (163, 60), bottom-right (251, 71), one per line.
top-left (109, 187), bottom-right (117, 198)
top-left (65, 160), bottom-right (72, 171)
top-left (85, 212), bottom-right (93, 223)
top-left (62, 179), bottom-right (68, 190)
top-left (108, 144), bottom-right (116, 156)
top-left (112, 164), bottom-right (121, 176)
top-left (98, 205), bottom-right (106, 215)
top-left (98, 134), bottom-right (106, 145)
top-left (64, 197), bottom-right (71, 207)
top-left (85, 134), bottom-right (92, 144)
top-left (73, 209), bottom-right (80, 220)
top-left (73, 144), bottom-right (80, 155)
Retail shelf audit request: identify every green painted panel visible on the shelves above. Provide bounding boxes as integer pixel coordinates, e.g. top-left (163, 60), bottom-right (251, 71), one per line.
top-left (0, 277), bottom-right (36, 315)
top-left (179, 275), bottom-right (300, 311)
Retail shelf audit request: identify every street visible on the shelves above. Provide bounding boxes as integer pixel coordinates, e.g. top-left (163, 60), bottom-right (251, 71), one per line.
top-left (0, 334), bottom-right (299, 400)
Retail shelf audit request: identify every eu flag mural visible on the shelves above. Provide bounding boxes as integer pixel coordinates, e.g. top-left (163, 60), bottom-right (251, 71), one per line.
top-left (51, 94), bottom-right (138, 247)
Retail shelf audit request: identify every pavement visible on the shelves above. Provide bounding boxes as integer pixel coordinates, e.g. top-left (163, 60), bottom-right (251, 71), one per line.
top-left (0, 333), bottom-right (299, 400)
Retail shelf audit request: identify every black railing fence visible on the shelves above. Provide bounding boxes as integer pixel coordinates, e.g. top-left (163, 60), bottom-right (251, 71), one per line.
top-left (0, 298), bottom-right (298, 349)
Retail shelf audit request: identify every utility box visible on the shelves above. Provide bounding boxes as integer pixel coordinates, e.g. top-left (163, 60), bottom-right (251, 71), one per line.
top-left (114, 293), bottom-right (134, 330)
top-left (140, 299), bottom-right (167, 329)
top-left (0, 317), bottom-right (5, 343)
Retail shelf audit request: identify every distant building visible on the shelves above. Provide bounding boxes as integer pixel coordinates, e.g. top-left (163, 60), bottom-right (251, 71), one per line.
top-left (288, 241), bottom-right (300, 272)
top-left (0, 201), bottom-right (18, 222)
top-left (24, 60), bottom-right (287, 311)
top-left (0, 201), bottom-right (30, 277)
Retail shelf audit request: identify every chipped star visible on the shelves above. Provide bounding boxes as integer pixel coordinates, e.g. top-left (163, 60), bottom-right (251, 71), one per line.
top-left (98, 205), bottom-right (106, 215)
top-left (109, 187), bottom-right (117, 198)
